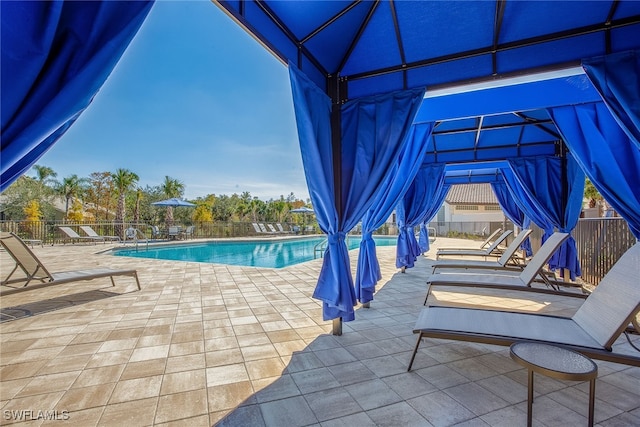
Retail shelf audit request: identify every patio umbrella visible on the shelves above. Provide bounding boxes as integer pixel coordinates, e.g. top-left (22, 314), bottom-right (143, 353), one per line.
top-left (152, 198), bottom-right (195, 227)
top-left (151, 198), bottom-right (196, 207)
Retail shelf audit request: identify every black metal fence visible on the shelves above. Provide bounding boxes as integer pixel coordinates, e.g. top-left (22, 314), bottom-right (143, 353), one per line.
top-left (2, 218), bottom-right (635, 287)
top-left (527, 218), bottom-right (636, 287)
top-left (0, 220), bottom-right (310, 244)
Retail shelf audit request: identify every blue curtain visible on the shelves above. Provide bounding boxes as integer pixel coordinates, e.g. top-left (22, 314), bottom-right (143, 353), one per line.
top-left (1, 1), bottom-right (154, 191)
top-left (396, 164), bottom-right (446, 269)
top-left (582, 50), bottom-right (640, 151)
top-left (507, 156), bottom-right (585, 279)
top-left (355, 124), bottom-right (434, 304)
top-left (417, 184), bottom-right (450, 253)
top-left (491, 180), bottom-right (533, 256)
top-left (289, 64), bottom-right (425, 321)
top-left (550, 102), bottom-right (640, 239)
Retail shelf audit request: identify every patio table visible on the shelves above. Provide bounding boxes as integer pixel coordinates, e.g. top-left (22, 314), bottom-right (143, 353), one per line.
top-left (510, 342), bottom-right (598, 427)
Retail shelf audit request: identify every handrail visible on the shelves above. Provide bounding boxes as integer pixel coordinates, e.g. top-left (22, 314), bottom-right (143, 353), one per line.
top-left (314, 238), bottom-right (328, 259)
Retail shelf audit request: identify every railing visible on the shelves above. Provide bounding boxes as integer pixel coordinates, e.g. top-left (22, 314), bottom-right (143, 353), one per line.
top-left (527, 218), bottom-right (636, 287)
top-left (0, 220), bottom-right (302, 245)
top-left (573, 218), bottom-right (636, 287)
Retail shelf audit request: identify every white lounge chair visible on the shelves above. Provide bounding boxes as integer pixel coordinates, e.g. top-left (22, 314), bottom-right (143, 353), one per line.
top-left (1, 232), bottom-right (140, 295)
top-left (79, 225), bottom-right (120, 242)
top-left (425, 232), bottom-right (570, 301)
top-left (409, 242), bottom-right (640, 370)
top-left (436, 230), bottom-right (513, 260)
top-left (59, 226), bottom-right (105, 244)
top-left (431, 229), bottom-right (533, 273)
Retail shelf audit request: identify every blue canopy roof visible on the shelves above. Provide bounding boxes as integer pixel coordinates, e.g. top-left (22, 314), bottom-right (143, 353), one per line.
top-left (215, 0), bottom-right (640, 101)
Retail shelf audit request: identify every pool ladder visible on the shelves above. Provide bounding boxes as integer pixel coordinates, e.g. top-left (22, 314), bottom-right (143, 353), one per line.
top-left (124, 228), bottom-right (149, 251)
top-left (313, 234), bottom-right (351, 259)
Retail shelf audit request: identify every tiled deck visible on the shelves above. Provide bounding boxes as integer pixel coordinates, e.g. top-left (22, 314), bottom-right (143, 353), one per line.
top-left (1, 237), bottom-right (638, 426)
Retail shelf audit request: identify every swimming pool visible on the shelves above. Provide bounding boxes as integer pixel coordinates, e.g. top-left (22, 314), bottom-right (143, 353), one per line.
top-left (111, 236), bottom-right (397, 268)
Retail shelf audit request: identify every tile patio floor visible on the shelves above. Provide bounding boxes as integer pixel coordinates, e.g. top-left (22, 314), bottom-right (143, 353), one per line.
top-left (0, 237), bottom-right (638, 426)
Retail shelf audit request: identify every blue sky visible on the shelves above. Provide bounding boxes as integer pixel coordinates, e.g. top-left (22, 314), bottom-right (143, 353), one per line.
top-left (38, 1), bottom-right (309, 201)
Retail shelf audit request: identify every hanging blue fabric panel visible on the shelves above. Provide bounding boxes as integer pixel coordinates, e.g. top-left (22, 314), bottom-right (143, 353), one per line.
top-left (582, 50), bottom-right (640, 151)
top-left (417, 183), bottom-right (450, 253)
top-left (396, 164), bottom-right (446, 269)
top-left (501, 168), bottom-right (554, 239)
top-left (290, 64), bottom-right (425, 321)
top-left (491, 181), bottom-right (533, 256)
top-left (355, 123), bottom-right (434, 304)
top-left (507, 156), bottom-right (585, 279)
top-left (0, 1), bottom-right (154, 191)
top-left (550, 102), bottom-right (640, 239)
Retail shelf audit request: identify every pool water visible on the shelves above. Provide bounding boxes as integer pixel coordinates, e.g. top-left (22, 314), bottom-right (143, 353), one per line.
top-left (112, 236), bottom-right (397, 268)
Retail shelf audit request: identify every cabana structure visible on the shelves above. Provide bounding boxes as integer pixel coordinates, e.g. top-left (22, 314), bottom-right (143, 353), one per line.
top-left (2, 1), bottom-right (639, 334)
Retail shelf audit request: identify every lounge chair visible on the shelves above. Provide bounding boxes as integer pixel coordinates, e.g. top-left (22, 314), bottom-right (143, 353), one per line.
top-left (276, 223), bottom-right (292, 234)
top-left (431, 229), bottom-right (533, 274)
top-left (58, 226), bottom-right (105, 244)
top-left (436, 230), bottom-right (513, 260)
top-left (267, 224), bottom-right (278, 233)
top-left (79, 225), bottom-right (120, 242)
top-left (425, 233), bottom-right (570, 302)
top-left (252, 223), bottom-right (263, 234)
top-left (0, 232), bottom-right (140, 295)
top-left (408, 242), bottom-right (640, 370)
top-left (436, 227), bottom-right (502, 252)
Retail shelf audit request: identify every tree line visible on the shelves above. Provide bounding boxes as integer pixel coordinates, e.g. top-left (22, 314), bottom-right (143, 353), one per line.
top-left (1, 165), bottom-right (311, 227)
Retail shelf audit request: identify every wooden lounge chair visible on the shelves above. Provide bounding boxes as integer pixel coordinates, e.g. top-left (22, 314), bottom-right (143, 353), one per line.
top-left (425, 233), bottom-right (570, 302)
top-left (1, 232), bottom-right (141, 295)
top-left (79, 225), bottom-right (120, 242)
top-left (409, 242), bottom-right (640, 370)
top-left (59, 226), bottom-right (105, 244)
top-left (436, 230), bottom-right (513, 260)
top-left (431, 229), bottom-right (533, 274)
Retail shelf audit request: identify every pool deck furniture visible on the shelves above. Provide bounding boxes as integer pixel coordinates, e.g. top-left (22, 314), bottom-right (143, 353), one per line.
top-left (436, 227), bottom-right (502, 252)
top-left (436, 230), bottom-right (513, 260)
top-left (59, 226), bottom-right (105, 244)
top-left (0, 232), bottom-right (140, 295)
top-left (510, 342), bottom-right (598, 427)
top-left (424, 232), bottom-right (570, 300)
top-left (431, 229), bottom-right (532, 273)
top-left (79, 225), bottom-right (120, 242)
top-left (409, 242), bottom-right (640, 371)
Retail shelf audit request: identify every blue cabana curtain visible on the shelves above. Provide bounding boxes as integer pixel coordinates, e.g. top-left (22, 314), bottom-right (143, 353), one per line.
top-left (1, 1), bottom-right (154, 191)
top-left (355, 124), bottom-right (434, 304)
top-left (417, 184), bottom-right (450, 253)
top-left (491, 180), bottom-right (533, 256)
top-left (396, 164), bottom-right (446, 269)
top-left (550, 102), bottom-right (640, 239)
top-left (289, 64), bottom-right (425, 321)
top-left (507, 156), bottom-right (585, 279)
top-left (582, 50), bottom-right (640, 151)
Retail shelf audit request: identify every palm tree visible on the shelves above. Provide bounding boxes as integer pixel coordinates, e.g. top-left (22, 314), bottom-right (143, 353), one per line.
top-left (32, 165), bottom-right (57, 186)
top-left (133, 187), bottom-right (143, 223)
top-left (160, 176), bottom-right (185, 226)
top-left (113, 169), bottom-right (139, 237)
top-left (57, 174), bottom-right (87, 220)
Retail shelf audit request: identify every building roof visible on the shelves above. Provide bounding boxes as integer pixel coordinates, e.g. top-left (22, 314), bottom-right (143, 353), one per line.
top-left (445, 184), bottom-right (498, 205)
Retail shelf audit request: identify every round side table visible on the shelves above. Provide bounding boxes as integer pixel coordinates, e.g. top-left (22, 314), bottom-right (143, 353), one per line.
top-left (509, 342), bottom-right (598, 427)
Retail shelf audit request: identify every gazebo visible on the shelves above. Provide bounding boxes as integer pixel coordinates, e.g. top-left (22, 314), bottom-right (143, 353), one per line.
top-left (2, 1), bottom-right (639, 333)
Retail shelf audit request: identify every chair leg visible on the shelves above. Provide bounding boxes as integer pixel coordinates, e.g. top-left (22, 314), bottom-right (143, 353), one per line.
top-left (407, 333), bottom-right (424, 371)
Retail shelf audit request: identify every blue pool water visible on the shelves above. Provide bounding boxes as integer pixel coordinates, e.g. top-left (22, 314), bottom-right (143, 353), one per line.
top-left (112, 236), bottom-right (397, 268)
